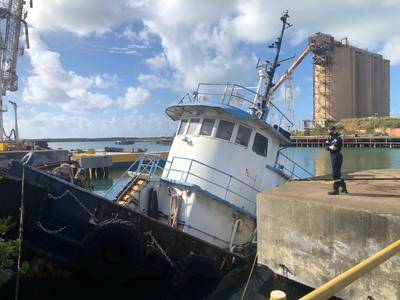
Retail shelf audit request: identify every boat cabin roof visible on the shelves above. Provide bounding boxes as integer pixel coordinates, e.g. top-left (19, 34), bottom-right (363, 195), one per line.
top-left (166, 83), bottom-right (293, 144)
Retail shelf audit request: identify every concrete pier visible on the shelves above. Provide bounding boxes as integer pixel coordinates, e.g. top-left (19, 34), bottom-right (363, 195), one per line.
top-left (257, 169), bottom-right (400, 299)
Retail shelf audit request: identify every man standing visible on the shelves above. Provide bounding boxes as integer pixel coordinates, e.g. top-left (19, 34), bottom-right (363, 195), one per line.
top-left (326, 126), bottom-right (348, 195)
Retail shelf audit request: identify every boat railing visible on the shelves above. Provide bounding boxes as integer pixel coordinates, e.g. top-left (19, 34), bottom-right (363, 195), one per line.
top-left (104, 154), bottom-right (165, 200)
top-left (274, 149), bottom-right (314, 180)
top-left (179, 83), bottom-right (293, 132)
top-left (105, 154), bottom-right (259, 211)
top-left (164, 156), bottom-right (259, 208)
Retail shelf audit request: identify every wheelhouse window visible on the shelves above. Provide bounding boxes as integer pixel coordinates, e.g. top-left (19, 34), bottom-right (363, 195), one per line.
top-left (186, 118), bottom-right (200, 135)
top-left (235, 125), bottom-right (252, 147)
top-left (252, 133), bottom-right (268, 156)
top-left (200, 118), bottom-right (215, 136)
top-left (216, 120), bottom-right (235, 141)
top-left (177, 119), bottom-right (188, 135)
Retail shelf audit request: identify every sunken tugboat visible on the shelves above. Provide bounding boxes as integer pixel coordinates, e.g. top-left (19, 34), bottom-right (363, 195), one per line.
top-left (0, 10), bottom-right (310, 294)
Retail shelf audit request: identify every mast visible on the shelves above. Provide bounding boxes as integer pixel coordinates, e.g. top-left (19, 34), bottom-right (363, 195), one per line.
top-left (260, 10), bottom-right (292, 119)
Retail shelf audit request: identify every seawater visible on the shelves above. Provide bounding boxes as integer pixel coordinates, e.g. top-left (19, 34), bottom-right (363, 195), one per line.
top-left (284, 147), bottom-right (400, 176)
top-left (49, 141), bottom-right (400, 196)
top-left (48, 141), bottom-right (170, 153)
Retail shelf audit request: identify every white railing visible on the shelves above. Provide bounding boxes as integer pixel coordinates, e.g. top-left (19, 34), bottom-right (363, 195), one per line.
top-left (104, 154), bottom-right (165, 200)
top-left (273, 150), bottom-right (314, 180)
top-left (164, 156), bottom-right (259, 213)
top-left (179, 83), bottom-right (293, 132)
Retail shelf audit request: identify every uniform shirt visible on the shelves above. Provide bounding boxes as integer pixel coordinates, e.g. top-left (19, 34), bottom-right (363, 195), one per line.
top-left (325, 132), bottom-right (343, 153)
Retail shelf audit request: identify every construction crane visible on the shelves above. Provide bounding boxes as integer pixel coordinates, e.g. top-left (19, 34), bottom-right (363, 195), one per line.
top-left (270, 45), bottom-right (312, 95)
top-left (0, 0), bottom-right (31, 141)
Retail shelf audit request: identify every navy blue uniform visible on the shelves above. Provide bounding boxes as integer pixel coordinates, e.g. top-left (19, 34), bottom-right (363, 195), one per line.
top-left (326, 132), bottom-right (347, 193)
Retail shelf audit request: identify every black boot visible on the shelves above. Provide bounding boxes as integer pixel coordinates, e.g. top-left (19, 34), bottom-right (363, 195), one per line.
top-left (328, 181), bottom-right (340, 195)
top-left (340, 179), bottom-right (348, 194)
top-left (328, 189), bottom-right (339, 195)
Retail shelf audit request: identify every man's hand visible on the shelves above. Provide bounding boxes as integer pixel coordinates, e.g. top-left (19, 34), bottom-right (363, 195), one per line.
top-left (329, 145), bottom-right (337, 151)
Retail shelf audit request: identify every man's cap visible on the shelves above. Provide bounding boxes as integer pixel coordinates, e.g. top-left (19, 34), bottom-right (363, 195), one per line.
top-left (328, 125), bottom-right (336, 130)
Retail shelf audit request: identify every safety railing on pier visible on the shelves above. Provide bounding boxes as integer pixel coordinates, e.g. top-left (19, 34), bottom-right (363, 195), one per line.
top-left (273, 149), bottom-right (314, 180)
top-left (290, 135), bottom-right (400, 148)
top-left (179, 83), bottom-right (294, 132)
top-left (164, 156), bottom-right (259, 212)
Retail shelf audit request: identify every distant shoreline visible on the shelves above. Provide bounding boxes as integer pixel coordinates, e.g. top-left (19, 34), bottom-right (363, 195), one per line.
top-left (27, 137), bottom-right (173, 143)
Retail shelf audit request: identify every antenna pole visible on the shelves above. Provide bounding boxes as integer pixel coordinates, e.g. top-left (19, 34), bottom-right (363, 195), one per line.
top-left (261, 10), bottom-right (291, 118)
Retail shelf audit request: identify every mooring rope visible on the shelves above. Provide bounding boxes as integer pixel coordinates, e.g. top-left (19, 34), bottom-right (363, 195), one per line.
top-left (239, 253), bottom-right (258, 300)
top-left (48, 189), bottom-right (98, 223)
top-left (36, 221), bottom-right (66, 235)
top-left (14, 164), bottom-right (26, 300)
top-left (145, 231), bottom-right (174, 267)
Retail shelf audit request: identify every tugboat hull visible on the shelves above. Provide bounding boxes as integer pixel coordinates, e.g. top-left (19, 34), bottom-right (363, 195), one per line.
top-left (0, 161), bottom-right (242, 285)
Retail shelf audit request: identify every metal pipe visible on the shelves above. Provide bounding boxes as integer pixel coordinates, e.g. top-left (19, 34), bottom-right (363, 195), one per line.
top-left (252, 68), bottom-right (267, 106)
top-left (9, 100), bottom-right (18, 140)
top-left (229, 219), bottom-right (243, 251)
top-left (300, 239), bottom-right (400, 300)
top-left (271, 45), bottom-right (311, 95)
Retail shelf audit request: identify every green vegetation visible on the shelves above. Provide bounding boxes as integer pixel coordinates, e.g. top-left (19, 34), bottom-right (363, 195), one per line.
top-left (0, 217), bottom-right (17, 287)
top-left (294, 117), bottom-right (400, 136)
top-left (0, 217), bottom-right (28, 288)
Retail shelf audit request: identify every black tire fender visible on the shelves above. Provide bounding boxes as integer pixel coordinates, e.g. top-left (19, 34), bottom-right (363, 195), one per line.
top-left (81, 219), bottom-right (145, 284)
top-left (170, 255), bottom-right (221, 290)
top-left (147, 188), bottom-right (159, 219)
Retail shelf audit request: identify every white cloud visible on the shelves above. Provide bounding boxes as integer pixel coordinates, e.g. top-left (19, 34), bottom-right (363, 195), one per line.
top-left (137, 74), bottom-right (171, 90)
top-left (22, 30), bottom-right (114, 112)
top-left (16, 0), bottom-right (400, 138)
top-left (27, 0), bottom-right (400, 99)
top-left (122, 25), bottom-right (154, 46)
top-left (146, 53), bottom-right (168, 70)
top-left (28, 0), bottom-right (141, 36)
top-left (381, 36), bottom-right (400, 65)
top-left (118, 86), bottom-right (151, 108)
top-left (109, 45), bottom-right (138, 55)
top-left (122, 26), bottom-right (136, 41)
top-left (92, 74), bottom-right (119, 88)
top-left (18, 111), bottom-right (175, 138)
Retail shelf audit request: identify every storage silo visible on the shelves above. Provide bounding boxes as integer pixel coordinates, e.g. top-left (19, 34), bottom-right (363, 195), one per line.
top-left (309, 33), bottom-right (390, 127)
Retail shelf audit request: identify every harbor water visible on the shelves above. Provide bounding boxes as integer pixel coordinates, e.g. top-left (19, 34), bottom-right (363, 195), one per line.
top-left (49, 141), bottom-right (400, 196)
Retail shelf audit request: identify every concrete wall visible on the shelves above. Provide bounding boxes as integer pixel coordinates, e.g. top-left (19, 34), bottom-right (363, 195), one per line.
top-left (257, 176), bottom-right (400, 299)
top-left (314, 44), bottom-right (390, 126)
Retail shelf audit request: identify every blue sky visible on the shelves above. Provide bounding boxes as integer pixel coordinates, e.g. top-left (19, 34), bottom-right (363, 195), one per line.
top-left (3, 0), bottom-right (400, 138)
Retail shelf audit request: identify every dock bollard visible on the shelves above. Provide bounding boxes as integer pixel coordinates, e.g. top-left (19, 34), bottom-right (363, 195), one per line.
top-left (270, 290), bottom-right (287, 300)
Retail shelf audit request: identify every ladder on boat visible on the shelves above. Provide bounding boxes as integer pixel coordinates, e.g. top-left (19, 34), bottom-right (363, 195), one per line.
top-left (116, 175), bottom-right (149, 207)
top-left (105, 154), bottom-right (165, 207)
